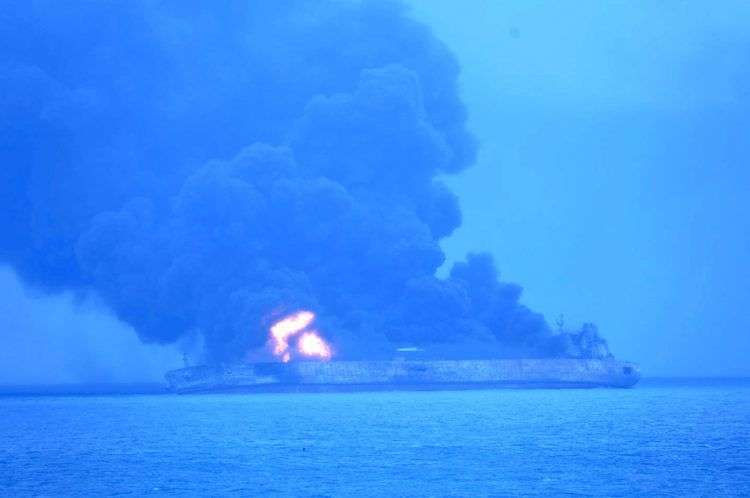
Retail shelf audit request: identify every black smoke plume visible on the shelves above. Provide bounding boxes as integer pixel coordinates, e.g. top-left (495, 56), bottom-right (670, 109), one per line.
top-left (0, 0), bottom-right (610, 362)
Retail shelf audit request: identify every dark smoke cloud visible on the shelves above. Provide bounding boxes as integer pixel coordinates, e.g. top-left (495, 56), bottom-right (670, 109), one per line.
top-left (0, 0), bottom-right (609, 362)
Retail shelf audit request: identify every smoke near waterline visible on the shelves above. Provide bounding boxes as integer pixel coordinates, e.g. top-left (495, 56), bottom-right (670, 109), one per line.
top-left (0, 266), bottom-right (182, 384)
top-left (0, 0), bottom-right (609, 362)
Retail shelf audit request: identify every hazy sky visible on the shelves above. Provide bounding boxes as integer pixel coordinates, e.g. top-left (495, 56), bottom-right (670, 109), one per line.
top-left (1, 1), bottom-right (748, 382)
top-left (0, 267), bottom-right (181, 384)
top-left (408, 0), bottom-right (750, 376)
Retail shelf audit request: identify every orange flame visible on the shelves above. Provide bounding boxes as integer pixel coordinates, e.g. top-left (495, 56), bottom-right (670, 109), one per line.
top-left (267, 310), bottom-right (333, 362)
top-left (270, 310), bottom-right (315, 355)
top-left (297, 331), bottom-right (332, 360)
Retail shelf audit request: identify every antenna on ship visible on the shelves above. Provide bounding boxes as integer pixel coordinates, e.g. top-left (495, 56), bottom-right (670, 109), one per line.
top-left (555, 314), bottom-right (565, 333)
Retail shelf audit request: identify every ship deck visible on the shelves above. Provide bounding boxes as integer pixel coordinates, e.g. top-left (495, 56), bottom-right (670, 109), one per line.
top-left (166, 359), bottom-right (641, 393)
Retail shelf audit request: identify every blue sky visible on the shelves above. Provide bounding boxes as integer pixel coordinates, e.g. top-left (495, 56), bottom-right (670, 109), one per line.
top-left (409, 0), bottom-right (750, 375)
top-left (1, 1), bottom-right (748, 381)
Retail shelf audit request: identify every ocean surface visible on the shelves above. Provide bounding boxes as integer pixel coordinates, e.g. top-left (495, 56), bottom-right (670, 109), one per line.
top-left (1, 380), bottom-right (749, 497)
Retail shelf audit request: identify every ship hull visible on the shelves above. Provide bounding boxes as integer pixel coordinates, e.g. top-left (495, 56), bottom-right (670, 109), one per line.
top-left (166, 359), bottom-right (640, 393)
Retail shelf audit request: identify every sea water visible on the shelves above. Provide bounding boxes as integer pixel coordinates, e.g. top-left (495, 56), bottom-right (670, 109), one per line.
top-left (1, 380), bottom-right (749, 496)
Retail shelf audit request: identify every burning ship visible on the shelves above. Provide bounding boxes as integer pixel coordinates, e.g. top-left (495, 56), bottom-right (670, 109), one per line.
top-left (166, 311), bottom-right (640, 393)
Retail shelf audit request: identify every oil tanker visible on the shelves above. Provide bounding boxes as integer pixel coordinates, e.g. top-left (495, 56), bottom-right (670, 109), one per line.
top-left (165, 358), bottom-right (640, 393)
